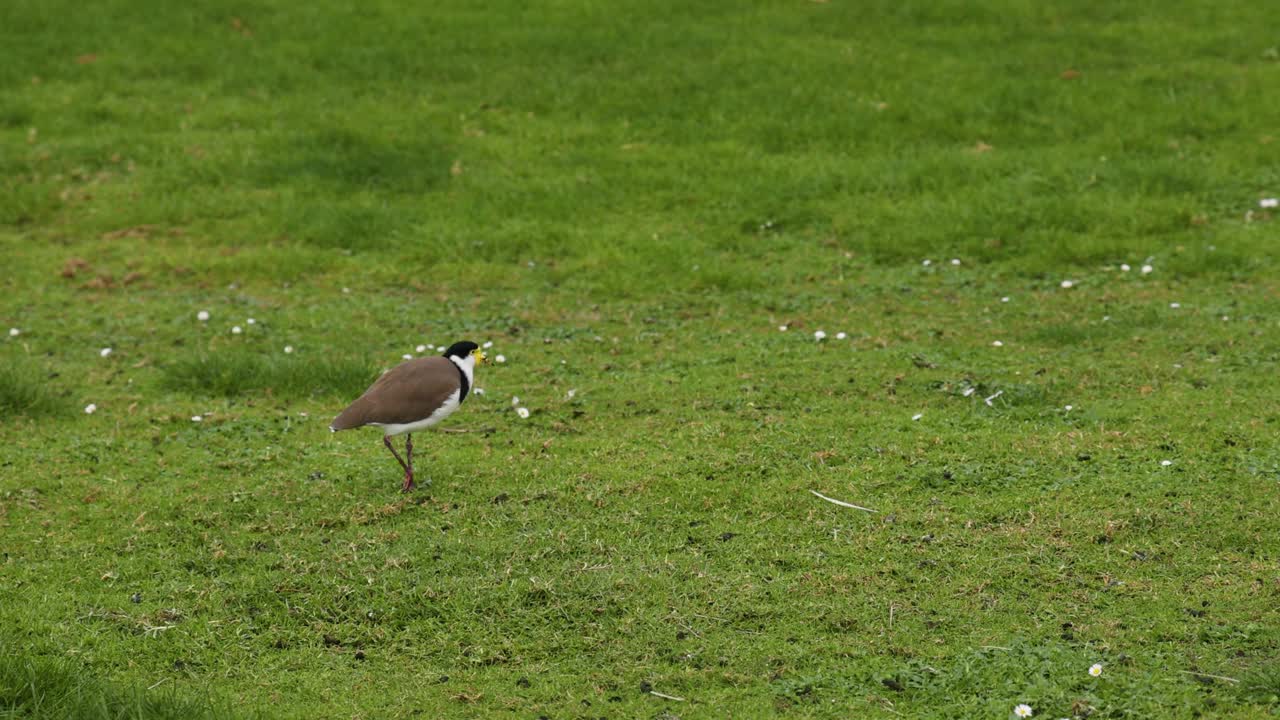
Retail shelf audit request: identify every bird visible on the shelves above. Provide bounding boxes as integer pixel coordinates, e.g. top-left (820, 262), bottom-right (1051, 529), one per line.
top-left (330, 340), bottom-right (485, 491)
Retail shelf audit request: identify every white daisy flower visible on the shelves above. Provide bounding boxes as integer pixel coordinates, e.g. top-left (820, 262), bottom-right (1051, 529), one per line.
top-left (1089, 663), bottom-right (1103, 677)
top-left (1261, 198), bottom-right (1278, 209)
top-left (950, 258), bottom-right (961, 266)
top-left (1120, 263), bottom-right (1131, 272)
top-left (402, 354), bottom-right (412, 360)
top-left (835, 332), bottom-right (847, 340)
top-left (191, 415), bottom-right (203, 422)
top-left (566, 389), bottom-right (577, 399)
top-left (84, 403), bottom-right (98, 414)
top-left (1169, 302), bottom-right (1180, 308)
top-left (779, 325), bottom-right (788, 332)
top-left (814, 330), bottom-right (827, 341)
top-left (483, 341), bottom-right (494, 349)
top-left (8, 327), bottom-right (19, 337)
top-left (1065, 405), bottom-right (1073, 411)
top-left (231, 325), bottom-right (243, 334)
top-left (911, 413), bottom-right (923, 421)
top-left (1001, 296), bottom-right (1010, 303)
top-left (992, 340), bottom-right (1004, 347)
top-left (495, 355), bottom-right (506, 363)
top-left (515, 407), bottom-right (530, 419)
top-left (473, 387), bottom-right (486, 395)
top-left (922, 259), bottom-right (932, 266)
top-left (415, 344), bottom-right (427, 353)
top-left (1060, 279), bottom-right (1075, 289)
top-left (341, 287), bottom-right (351, 294)
top-left (511, 396), bottom-right (521, 406)
top-left (1161, 459), bottom-right (1173, 467)
top-left (246, 318), bottom-right (256, 325)
top-left (99, 348), bottom-right (113, 358)
top-left (284, 345), bottom-right (294, 354)
top-left (1141, 264), bottom-right (1153, 274)
top-left (196, 310), bottom-right (210, 322)
top-left (1014, 704), bottom-right (1033, 718)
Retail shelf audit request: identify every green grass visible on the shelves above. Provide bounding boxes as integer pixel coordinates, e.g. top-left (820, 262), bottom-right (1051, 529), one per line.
top-left (2, 0), bottom-right (1280, 717)
top-left (0, 651), bottom-right (240, 719)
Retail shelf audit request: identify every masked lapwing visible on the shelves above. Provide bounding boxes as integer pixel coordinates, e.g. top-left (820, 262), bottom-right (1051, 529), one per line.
top-left (331, 340), bottom-right (485, 491)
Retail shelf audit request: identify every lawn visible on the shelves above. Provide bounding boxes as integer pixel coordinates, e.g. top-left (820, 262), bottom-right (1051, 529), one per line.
top-left (2, 0), bottom-right (1280, 717)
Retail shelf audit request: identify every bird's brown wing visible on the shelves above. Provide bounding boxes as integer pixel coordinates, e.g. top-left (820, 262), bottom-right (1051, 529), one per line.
top-left (330, 356), bottom-right (461, 430)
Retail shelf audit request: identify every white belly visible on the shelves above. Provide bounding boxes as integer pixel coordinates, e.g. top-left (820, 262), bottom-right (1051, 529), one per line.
top-left (372, 390), bottom-right (461, 436)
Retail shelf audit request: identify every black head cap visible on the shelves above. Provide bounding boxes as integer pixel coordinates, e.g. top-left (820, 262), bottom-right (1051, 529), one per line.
top-left (442, 341), bottom-right (479, 359)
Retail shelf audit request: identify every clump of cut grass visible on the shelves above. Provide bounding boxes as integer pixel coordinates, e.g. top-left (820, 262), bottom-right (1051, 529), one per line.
top-left (0, 356), bottom-right (65, 416)
top-left (0, 652), bottom-right (244, 719)
top-left (160, 353), bottom-right (375, 399)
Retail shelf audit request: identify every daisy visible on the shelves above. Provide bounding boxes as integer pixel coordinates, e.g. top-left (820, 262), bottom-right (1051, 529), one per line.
top-left (835, 332), bottom-right (847, 340)
top-left (1089, 663), bottom-right (1103, 677)
top-left (1169, 302), bottom-right (1180, 308)
top-left (284, 345), bottom-right (294, 354)
top-left (483, 341), bottom-right (494, 349)
top-left (922, 259), bottom-right (932, 266)
top-left (1261, 198), bottom-right (1278, 209)
top-left (196, 311), bottom-right (210, 322)
top-left (473, 387), bottom-right (486, 395)
top-left (1014, 704), bottom-right (1033, 718)
top-left (814, 330), bottom-right (827, 341)
top-left (100, 348), bottom-right (113, 358)
top-left (1120, 263), bottom-right (1131, 272)
top-left (84, 403), bottom-right (98, 414)
top-left (1060, 280), bottom-right (1075, 289)
top-left (566, 389), bottom-right (577, 399)
top-left (911, 413), bottom-right (923, 421)
top-left (402, 354), bottom-right (412, 360)
top-left (8, 327), bottom-right (19, 337)
top-left (231, 325), bottom-right (243, 334)
top-left (1141, 264), bottom-right (1153, 274)
top-left (1161, 460), bottom-right (1173, 467)
top-left (992, 340), bottom-right (1004, 347)
top-left (950, 258), bottom-right (961, 265)
top-left (416, 345), bottom-right (427, 353)
top-left (191, 415), bottom-right (203, 422)
top-left (511, 396), bottom-right (521, 406)
top-left (516, 407), bottom-right (530, 419)
top-left (495, 355), bottom-right (507, 363)
top-left (778, 325), bottom-right (788, 332)
top-left (246, 318), bottom-right (256, 325)
top-left (1001, 296), bottom-right (1010, 303)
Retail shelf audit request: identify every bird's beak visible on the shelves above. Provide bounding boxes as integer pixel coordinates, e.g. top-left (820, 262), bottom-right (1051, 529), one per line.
top-left (474, 349), bottom-right (487, 364)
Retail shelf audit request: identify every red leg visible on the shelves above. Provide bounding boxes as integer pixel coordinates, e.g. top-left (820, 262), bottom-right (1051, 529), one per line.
top-left (383, 435), bottom-right (409, 477)
top-left (401, 434), bottom-right (415, 492)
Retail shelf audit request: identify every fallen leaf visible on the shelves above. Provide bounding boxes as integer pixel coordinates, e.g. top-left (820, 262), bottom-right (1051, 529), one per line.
top-left (83, 274), bottom-right (114, 290)
top-left (61, 257), bottom-right (90, 278)
top-left (102, 225), bottom-right (156, 240)
top-left (1060, 69), bottom-right (1081, 80)
top-left (972, 141), bottom-right (994, 153)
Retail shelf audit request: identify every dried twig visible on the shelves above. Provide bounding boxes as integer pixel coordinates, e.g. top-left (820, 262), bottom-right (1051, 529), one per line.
top-left (810, 489), bottom-right (876, 513)
top-left (650, 690), bottom-right (686, 702)
top-left (1180, 670), bottom-right (1239, 684)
